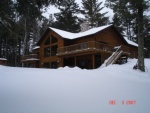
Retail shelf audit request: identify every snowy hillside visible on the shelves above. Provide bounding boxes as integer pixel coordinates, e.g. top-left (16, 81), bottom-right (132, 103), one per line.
top-left (0, 59), bottom-right (150, 113)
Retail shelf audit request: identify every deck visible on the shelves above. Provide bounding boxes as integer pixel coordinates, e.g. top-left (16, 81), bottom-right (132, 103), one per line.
top-left (57, 41), bottom-right (115, 56)
top-left (57, 41), bottom-right (129, 56)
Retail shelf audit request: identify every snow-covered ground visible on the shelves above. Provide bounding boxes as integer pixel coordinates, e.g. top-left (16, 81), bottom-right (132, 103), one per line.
top-left (0, 58), bottom-right (150, 113)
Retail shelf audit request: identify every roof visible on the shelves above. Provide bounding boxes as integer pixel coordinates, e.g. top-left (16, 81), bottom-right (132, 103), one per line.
top-left (37, 24), bottom-right (138, 47)
top-left (0, 58), bottom-right (7, 61)
top-left (49, 24), bottom-right (112, 39)
top-left (124, 37), bottom-right (138, 47)
top-left (32, 46), bottom-right (40, 50)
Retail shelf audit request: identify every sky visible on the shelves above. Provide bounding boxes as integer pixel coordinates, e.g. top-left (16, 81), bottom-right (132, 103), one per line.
top-left (42, 0), bottom-right (114, 21)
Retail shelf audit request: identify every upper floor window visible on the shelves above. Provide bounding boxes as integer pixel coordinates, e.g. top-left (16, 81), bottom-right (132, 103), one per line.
top-left (44, 35), bottom-right (57, 45)
top-left (44, 37), bottom-right (50, 45)
top-left (51, 35), bottom-right (58, 43)
top-left (43, 35), bottom-right (58, 57)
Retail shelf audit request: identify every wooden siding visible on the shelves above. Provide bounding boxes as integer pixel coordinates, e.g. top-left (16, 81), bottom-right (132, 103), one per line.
top-left (39, 30), bottom-right (64, 68)
top-left (128, 45), bottom-right (138, 58)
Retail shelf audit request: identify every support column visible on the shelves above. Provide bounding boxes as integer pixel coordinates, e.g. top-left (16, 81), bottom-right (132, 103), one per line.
top-left (92, 54), bottom-right (95, 69)
top-left (59, 58), bottom-right (63, 67)
top-left (75, 56), bottom-right (76, 66)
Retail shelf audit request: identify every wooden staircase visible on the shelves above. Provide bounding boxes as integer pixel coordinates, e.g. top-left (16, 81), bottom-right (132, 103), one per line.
top-left (105, 46), bottom-right (129, 66)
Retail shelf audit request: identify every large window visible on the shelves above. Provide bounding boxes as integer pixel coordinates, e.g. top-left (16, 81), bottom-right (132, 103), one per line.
top-left (44, 63), bottom-right (50, 68)
top-left (51, 35), bottom-right (58, 43)
top-left (51, 62), bottom-right (58, 69)
top-left (51, 45), bottom-right (58, 56)
top-left (44, 47), bottom-right (50, 57)
top-left (43, 62), bottom-right (58, 69)
top-left (43, 35), bottom-right (58, 57)
top-left (44, 37), bottom-right (50, 45)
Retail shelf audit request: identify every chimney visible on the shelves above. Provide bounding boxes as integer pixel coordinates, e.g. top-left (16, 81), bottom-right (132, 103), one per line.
top-left (80, 21), bottom-right (89, 32)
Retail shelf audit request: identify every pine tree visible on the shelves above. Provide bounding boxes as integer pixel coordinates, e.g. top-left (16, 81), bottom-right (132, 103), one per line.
top-left (53, 0), bottom-right (81, 33)
top-left (81, 0), bottom-right (109, 28)
top-left (105, 0), bottom-right (150, 71)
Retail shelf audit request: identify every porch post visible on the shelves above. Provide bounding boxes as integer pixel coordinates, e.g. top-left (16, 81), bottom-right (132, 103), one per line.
top-left (59, 58), bottom-right (63, 67)
top-left (92, 54), bottom-right (95, 69)
top-left (75, 56), bottom-right (76, 66)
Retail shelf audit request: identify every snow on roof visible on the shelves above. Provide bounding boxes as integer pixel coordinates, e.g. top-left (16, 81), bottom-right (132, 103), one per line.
top-left (49, 25), bottom-right (138, 47)
top-left (49, 24), bottom-right (112, 39)
top-left (124, 37), bottom-right (138, 47)
top-left (0, 58), bottom-right (7, 61)
top-left (32, 46), bottom-right (40, 50)
top-left (26, 58), bottom-right (39, 61)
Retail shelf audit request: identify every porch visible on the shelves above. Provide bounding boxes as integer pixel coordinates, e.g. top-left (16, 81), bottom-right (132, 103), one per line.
top-left (21, 54), bottom-right (39, 68)
top-left (57, 41), bottom-right (130, 69)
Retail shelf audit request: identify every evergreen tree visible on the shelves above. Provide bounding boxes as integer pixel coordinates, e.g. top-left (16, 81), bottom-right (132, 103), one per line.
top-left (81, 0), bottom-right (109, 28)
top-left (105, 0), bottom-right (136, 40)
top-left (0, 0), bottom-right (63, 66)
top-left (105, 0), bottom-right (150, 71)
top-left (53, 0), bottom-right (81, 33)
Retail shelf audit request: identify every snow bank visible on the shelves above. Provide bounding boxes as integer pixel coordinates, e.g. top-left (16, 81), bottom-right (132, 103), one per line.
top-left (0, 59), bottom-right (150, 113)
top-left (0, 58), bottom-right (7, 60)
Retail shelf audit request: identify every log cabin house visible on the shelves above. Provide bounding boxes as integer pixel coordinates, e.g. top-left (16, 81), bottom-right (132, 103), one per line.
top-left (21, 24), bottom-right (138, 69)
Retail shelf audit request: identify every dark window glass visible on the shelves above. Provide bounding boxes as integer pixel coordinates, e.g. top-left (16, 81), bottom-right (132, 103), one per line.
top-left (51, 62), bottom-right (58, 69)
top-left (44, 63), bottom-right (50, 68)
top-left (51, 35), bottom-right (58, 43)
top-left (51, 45), bottom-right (58, 56)
top-left (80, 43), bottom-right (88, 49)
top-left (44, 47), bottom-right (50, 57)
top-left (44, 37), bottom-right (50, 45)
top-left (79, 60), bottom-right (88, 69)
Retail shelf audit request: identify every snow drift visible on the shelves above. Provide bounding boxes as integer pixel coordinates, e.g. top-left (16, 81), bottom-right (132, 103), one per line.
top-left (0, 58), bottom-right (150, 113)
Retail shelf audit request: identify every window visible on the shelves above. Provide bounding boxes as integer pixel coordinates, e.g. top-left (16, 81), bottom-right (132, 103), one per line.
top-left (51, 62), bottom-right (58, 69)
top-left (51, 45), bottom-right (58, 56)
top-left (43, 35), bottom-right (58, 57)
top-left (43, 62), bottom-right (57, 69)
top-left (44, 47), bottom-right (50, 57)
top-left (80, 43), bottom-right (88, 49)
top-left (51, 35), bottom-right (58, 43)
top-left (44, 63), bottom-right (50, 68)
top-left (79, 60), bottom-right (88, 69)
top-left (44, 37), bottom-right (50, 45)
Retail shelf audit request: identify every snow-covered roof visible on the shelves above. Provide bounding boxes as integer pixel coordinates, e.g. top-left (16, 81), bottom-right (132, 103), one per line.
top-left (26, 58), bottom-right (39, 61)
top-left (124, 37), bottom-right (138, 47)
top-left (0, 58), bottom-right (7, 61)
top-left (49, 24), bottom-right (112, 39)
top-left (32, 46), bottom-right (40, 50)
top-left (49, 25), bottom-right (138, 47)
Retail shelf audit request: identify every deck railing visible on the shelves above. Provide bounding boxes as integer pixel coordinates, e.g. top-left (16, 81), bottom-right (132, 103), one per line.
top-left (57, 41), bottom-right (115, 55)
top-left (21, 54), bottom-right (39, 61)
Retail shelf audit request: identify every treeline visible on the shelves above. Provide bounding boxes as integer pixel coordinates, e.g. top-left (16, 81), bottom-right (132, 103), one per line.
top-left (0, 0), bottom-right (150, 69)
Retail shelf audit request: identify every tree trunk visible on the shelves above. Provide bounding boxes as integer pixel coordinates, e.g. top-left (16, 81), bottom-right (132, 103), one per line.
top-left (22, 18), bottom-right (27, 56)
top-left (22, 18), bottom-right (27, 67)
top-left (137, 0), bottom-right (145, 72)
